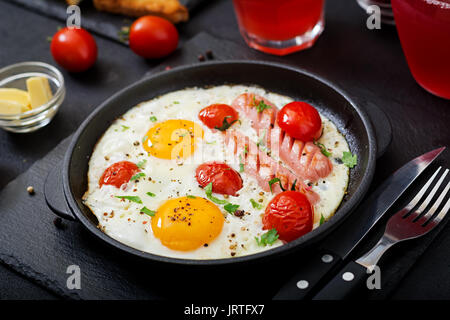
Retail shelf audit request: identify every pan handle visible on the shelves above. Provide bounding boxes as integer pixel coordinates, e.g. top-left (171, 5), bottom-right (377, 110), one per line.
top-left (44, 164), bottom-right (76, 221)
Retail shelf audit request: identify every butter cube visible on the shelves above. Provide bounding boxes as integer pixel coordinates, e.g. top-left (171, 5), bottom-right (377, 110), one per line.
top-left (0, 88), bottom-right (31, 109)
top-left (26, 76), bottom-right (53, 109)
top-left (0, 99), bottom-right (30, 114)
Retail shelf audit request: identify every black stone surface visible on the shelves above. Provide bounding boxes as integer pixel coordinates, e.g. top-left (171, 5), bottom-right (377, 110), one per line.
top-left (0, 0), bottom-right (449, 300)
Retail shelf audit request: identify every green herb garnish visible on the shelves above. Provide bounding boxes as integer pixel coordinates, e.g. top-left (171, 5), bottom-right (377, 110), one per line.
top-left (291, 179), bottom-right (297, 191)
top-left (314, 140), bottom-right (331, 157)
top-left (224, 203), bottom-right (240, 214)
top-left (130, 172), bottom-right (145, 181)
top-left (117, 26), bottom-right (130, 43)
top-left (204, 183), bottom-right (228, 205)
top-left (250, 199), bottom-right (263, 210)
top-left (149, 116), bottom-right (157, 122)
top-left (255, 229), bottom-right (279, 247)
top-left (239, 155), bottom-right (244, 173)
top-left (319, 214), bottom-right (325, 225)
top-left (253, 96), bottom-right (272, 113)
top-left (140, 207), bottom-right (155, 216)
top-left (115, 196), bottom-right (142, 204)
top-left (136, 159), bottom-right (147, 169)
top-left (173, 101), bottom-right (180, 104)
top-left (121, 125), bottom-right (130, 131)
top-left (342, 151), bottom-right (357, 168)
top-left (186, 195), bottom-right (196, 199)
top-left (146, 192), bottom-right (156, 197)
top-left (244, 145), bottom-right (249, 155)
top-left (214, 116), bottom-right (238, 131)
top-left (268, 178), bottom-right (286, 193)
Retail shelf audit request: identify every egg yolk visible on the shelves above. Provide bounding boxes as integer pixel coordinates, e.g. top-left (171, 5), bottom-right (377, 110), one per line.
top-left (143, 119), bottom-right (204, 160)
top-left (151, 196), bottom-right (224, 251)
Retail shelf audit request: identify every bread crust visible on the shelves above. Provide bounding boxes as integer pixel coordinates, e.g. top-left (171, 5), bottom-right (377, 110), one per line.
top-left (92, 0), bottom-right (188, 23)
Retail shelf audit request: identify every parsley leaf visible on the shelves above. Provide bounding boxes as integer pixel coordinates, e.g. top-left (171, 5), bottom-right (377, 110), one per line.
top-left (291, 179), bottom-right (297, 191)
top-left (214, 116), bottom-right (238, 131)
top-left (239, 155), bottom-right (244, 173)
top-left (255, 229), bottom-right (279, 247)
top-left (130, 172), bottom-right (145, 181)
top-left (149, 116), bottom-right (157, 122)
top-left (186, 195), bottom-right (196, 199)
top-left (173, 101), bottom-right (180, 104)
top-left (314, 140), bottom-right (331, 157)
top-left (224, 203), bottom-right (240, 214)
top-left (204, 182), bottom-right (228, 205)
top-left (115, 196), bottom-right (142, 204)
top-left (253, 96), bottom-right (271, 113)
top-left (146, 192), bottom-right (156, 197)
top-left (250, 199), bottom-right (263, 210)
top-left (268, 178), bottom-right (286, 193)
top-left (244, 145), bottom-right (249, 155)
top-left (342, 151), bottom-right (357, 168)
top-left (136, 159), bottom-right (147, 169)
top-left (121, 125), bottom-right (130, 131)
top-left (320, 214), bottom-right (325, 225)
top-left (140, 207), bottom-right (155, 216)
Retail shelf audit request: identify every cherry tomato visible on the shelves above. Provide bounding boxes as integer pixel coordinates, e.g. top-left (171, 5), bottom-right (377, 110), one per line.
top-left (277, 101), bottom-right (322, 142)
top-left (50, 27), bottom-right (97, 72)
top-left (263, 191), bottom-right (313, 242)
top-left (129, 16), bottom-right (179, 59)
top-left (196, 162), bottom-right (243, 196)
top-left (99, 161), bottom-right (140, 188)
top-left (198, 104), bottom-right (239, 130)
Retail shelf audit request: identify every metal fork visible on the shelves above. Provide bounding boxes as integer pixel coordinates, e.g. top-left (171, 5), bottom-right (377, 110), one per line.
top-left (312, 167), bottom-right (450, 299)
top-left (357, 166), bottom-right (450, 270)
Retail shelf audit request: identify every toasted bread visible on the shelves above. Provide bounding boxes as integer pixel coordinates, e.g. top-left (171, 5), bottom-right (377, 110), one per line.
top-left (93, 0), bottom-right (188, 23)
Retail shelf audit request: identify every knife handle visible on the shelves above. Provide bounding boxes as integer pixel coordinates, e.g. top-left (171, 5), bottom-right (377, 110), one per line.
top-left (312, 261), bottom-right (369, 300)
top-left (273, 249), bottom-right (342, 300)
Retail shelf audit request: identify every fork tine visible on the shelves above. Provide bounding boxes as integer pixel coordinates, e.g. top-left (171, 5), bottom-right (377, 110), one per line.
top-left (416, 169), bottom-right (449, 220)
top-left (425, 180), bottom-right (450, 226)
top-left (402, 167), bottom-right (442, 216)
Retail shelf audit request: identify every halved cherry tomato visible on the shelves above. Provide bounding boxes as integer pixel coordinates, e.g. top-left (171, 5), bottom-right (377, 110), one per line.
top-left (263, 191), bottom-right (313, 242)
top-left (277, 101), bottom-right (322, 142)
top-left (198, 104), bottom-right (239, 130)
top-left (50, 27), bottom-right (97, 72)
top-left (99, 161), bottom-right (140, 188)
top-left (196, 162), bottom-right (243, 196)
top-left (129, 16), bottom-right (179, 59)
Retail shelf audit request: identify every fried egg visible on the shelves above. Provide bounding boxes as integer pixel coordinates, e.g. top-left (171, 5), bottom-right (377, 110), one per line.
top-left (83, 85), bottom-right (350, 259)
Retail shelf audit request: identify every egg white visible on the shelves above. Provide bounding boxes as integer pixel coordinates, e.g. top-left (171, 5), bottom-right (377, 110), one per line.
top-left (83, 85), bottom-right (350, 259)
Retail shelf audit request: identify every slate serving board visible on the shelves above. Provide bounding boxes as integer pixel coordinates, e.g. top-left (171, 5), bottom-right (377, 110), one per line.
top-left (5, 0), bottom-right (208, 43)
top-left (0, 32), bottom-right (444, 300)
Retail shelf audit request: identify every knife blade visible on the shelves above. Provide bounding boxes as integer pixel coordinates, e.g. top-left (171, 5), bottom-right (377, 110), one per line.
top-left (273, 147), bottom-right (445, 300)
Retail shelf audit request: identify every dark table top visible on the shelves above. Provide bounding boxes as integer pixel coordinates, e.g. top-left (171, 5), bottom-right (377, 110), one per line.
top-left (0, 0), bottom-right (449, 300)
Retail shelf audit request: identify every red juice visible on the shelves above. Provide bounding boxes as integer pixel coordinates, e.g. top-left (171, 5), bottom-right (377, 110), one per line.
top-left (232, 0), bottom-right (325, 55)
top-left (392, 0), bottom-right (450, 99)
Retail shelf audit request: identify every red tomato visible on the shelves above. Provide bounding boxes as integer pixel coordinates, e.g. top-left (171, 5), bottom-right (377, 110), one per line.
top-left (277, 102), bottom-right (322, 141)
top-left (129, 16), bottom-right (179, 59)
top-left (196, 162), bottom-right (243, 196)
top-left (198, 104), bottom-right (239, 130)
top-left (99, 161), bottom-right (140, 188)
top-left (50, 27), bottom-right (97, 72)
top-left (263, 191), bottom-right (313, 242)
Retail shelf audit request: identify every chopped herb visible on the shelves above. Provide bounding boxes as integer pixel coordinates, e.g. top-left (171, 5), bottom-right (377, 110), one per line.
top-left (130, 172), bottom-right (145, 181)
top-left (146, 192), bottom-right (156, 197)
top-left (253, 96), bottom-right (272, 113)
top-left (250, 199), bottom-right (263, 210)
top-left (314, 140), bottom-right (331, 157)
top-left (46, 36), bottom-right (53, 43)
top-left (142, 135), bottom-right (148, 143)
top-left (268, 178), bottom-right (286, 193)
top-left (121, 125), bottom-right (130, 131)
top-left (244, 145), bottom-right (249, 155)
top-left (140, 207), bottom-right (155, 217)
top-left (320, 214), bottom-right (325, 225)
top-left (204, 183), bottom-right (228, 205)
top-left (239, 155), bottom-right (244, 173)
top-left (206, 141), bottom-right (216, 145)
top-left (186, 195), bottom-right (196, 199)
top-left (291, 179), bottom-right (297, 191)
top-left (214, 116), bottom-right (238, 131)
top-left (224, 203), bottom-right (240, 214)
top-left (149, 116), bottom-right (157, 122)
top-left (136, 159), bottom-right (147, 169)
top-left (342, 151), bottom-right (357, 168)
top-left (173, 101), bottom-right (180, 104)
top-left (115, 196), bottom-right (142, 204)
top-left (255, 229), bottom-right (279, 247)
top-left (117, 26), bottom-right (130, 43)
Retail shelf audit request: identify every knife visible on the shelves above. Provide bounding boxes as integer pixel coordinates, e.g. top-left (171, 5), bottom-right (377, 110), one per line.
top-left (273, 147), bottom-right (445, 300)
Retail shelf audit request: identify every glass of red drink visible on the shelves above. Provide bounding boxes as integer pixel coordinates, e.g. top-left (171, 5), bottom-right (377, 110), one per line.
top-left (392, 0), bottom-right (450, 99)
top-left (232, 0), bottom-right (325, 56)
